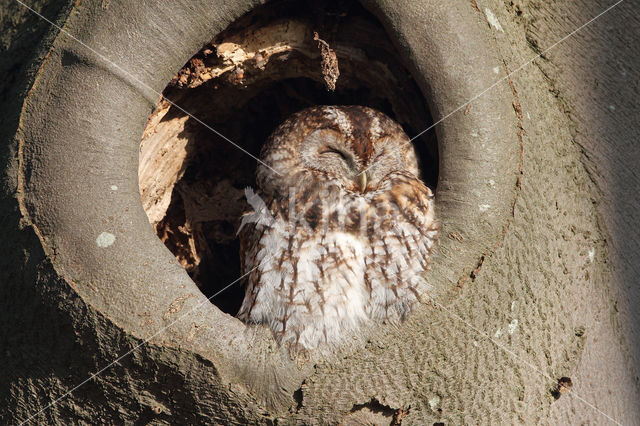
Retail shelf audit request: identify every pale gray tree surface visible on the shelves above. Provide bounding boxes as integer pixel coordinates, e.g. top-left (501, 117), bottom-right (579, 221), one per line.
top-left (0, 0), bottom-right (638, 424)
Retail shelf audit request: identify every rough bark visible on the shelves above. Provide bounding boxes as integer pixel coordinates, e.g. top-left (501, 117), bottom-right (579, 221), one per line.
top-left (0, 0), bottom-right (637, 424)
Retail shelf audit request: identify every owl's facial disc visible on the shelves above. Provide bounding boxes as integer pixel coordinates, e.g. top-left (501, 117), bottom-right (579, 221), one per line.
top-left (300, 129), bottom-right (368, 192)
top-left (299, 126), bottom-right (417, 194)
top-left (318, 145), bottom-right (370, 192)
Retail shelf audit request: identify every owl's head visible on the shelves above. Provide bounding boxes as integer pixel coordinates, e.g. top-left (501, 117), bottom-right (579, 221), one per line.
top-left (257, 106), bottom-right (420, 195)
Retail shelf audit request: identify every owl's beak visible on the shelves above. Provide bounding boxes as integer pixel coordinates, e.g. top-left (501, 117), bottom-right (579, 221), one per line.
top-left (356, 171), bottom-right (367, 192)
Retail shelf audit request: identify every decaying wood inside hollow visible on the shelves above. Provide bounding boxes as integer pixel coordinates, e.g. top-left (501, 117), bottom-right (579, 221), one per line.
top-left (138, 1), bottom-right (436, 315)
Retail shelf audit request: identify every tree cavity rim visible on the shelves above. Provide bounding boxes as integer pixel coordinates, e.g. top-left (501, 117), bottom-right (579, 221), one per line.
top-left (19, 0), bottom-right (519, 411)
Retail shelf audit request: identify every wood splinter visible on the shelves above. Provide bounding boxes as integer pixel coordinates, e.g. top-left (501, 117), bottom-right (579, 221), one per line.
top-left (313, 31), bottom-right (340, 91)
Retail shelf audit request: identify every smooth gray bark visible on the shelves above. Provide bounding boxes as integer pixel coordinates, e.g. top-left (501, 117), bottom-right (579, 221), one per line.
top-left (0, 0), bottom-right (637, 424)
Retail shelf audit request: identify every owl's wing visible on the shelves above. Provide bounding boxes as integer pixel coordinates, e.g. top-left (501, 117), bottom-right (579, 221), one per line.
top-left (365, 173), bottom-right (438, 321)
top-left (237, 193), bottom-right (370, 351)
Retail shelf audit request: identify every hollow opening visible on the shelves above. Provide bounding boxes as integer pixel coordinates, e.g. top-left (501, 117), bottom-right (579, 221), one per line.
top-left (139, 0), bottom-right (437, 315)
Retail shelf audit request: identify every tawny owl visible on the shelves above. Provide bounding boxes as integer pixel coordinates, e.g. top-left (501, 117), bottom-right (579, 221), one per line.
top-left (237, 106), bottom-right (438, 350)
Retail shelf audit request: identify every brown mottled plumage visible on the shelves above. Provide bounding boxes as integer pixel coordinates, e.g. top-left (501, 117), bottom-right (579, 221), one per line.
top-left (237, 106), bottom-right (438, 350)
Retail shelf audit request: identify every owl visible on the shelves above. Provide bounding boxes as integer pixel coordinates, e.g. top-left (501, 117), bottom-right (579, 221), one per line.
top-left (237, 106), bottom-right (438, 351)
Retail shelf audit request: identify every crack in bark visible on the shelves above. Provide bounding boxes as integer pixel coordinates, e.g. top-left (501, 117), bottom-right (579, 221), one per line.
top-left (348, 398), bottom-right (409, 425)
top-left (292, 386), bottom-right (303, 413)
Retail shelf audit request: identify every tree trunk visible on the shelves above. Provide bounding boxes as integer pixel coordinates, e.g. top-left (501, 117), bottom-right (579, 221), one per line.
top-left (1, 0), bottom-right (638, 424)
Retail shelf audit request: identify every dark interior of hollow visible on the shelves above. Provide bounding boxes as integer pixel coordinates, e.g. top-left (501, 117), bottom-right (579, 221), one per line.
top-left (151, 0), bottom-right (437, 316)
